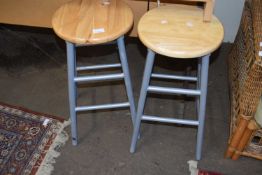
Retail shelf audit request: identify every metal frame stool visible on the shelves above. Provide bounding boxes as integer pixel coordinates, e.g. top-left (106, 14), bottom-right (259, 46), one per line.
top-left (130, 4), bottom-right (224, 160)
top-left (52, 0), bottom-right (136, 145)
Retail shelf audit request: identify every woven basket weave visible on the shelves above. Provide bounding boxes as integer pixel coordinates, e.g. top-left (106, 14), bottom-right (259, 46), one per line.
top-left (228, 0), bottom-right (262, 160)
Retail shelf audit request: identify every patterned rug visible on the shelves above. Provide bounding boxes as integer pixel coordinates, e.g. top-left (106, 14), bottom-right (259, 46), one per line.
top-left (0, 102), bottom-right (69, 175)
top-left (188, 160), bottom-right (223, 175)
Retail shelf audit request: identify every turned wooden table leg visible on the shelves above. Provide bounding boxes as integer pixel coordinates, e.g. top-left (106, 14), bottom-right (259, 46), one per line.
top-left (232, 120), bottom-right (260, 160)
top-left (225, 117), bottom-right (250, 158)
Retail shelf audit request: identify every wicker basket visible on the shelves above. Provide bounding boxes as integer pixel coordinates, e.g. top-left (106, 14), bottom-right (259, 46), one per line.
top-left (228, 0), bottom-right (262, 160)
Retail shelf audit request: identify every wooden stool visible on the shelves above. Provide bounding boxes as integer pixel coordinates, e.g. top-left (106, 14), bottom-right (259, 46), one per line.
top-left (130, 4), bottom-right (224, 160)
top-left (52, 0), bottom-right (136, 145)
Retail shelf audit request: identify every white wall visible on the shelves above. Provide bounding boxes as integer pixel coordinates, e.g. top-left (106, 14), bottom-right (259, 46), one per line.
top-left (214, 0), bottom-right (245, 42)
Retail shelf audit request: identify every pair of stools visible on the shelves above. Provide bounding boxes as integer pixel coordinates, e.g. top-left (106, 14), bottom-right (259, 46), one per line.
top-left (52, 0), bottom-right (224, 160)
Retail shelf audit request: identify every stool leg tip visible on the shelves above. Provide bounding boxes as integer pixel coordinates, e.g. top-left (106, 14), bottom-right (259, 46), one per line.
top-left (224, 148), bottom-right (234, 158)
top-left (72, 138), bottom-right (78, 146)
top-left (196, 153), bottom-right (201, 161)
top-left (130, 147), bottom-right (135, 154)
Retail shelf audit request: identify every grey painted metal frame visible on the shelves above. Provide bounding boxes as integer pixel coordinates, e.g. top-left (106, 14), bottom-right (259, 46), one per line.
top-left (76, 102), bottom-right (130, 112)
top-left (66, 36), bottom-right (136, 145)
top-left (66, 42), bottom-right (78, 146)
top-left (147, 86), bottom-right (201, 96)
top-left (74, 73), bottom-right (124, 83)
top-left (117, 36), bottom-right (136, 125)
top-left (196, 58), bottom-right (202, 117)
top-left (76, 63), bottom-right (121, 71)
top-left (151, 73), bottom-right (197, 81)
top-left (130, 48), bottom-right (210, 160)
top-left (130, 49), bottom-right (156, 153)
top-left (142, 115), bottom-right (199, 126)
top-left (196, 54), bottom-right (210, 160)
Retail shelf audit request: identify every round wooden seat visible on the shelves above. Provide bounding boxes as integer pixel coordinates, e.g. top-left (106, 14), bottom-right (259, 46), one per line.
top-left (138, 4), bottom-right (224, 58)
top-left (52, 0), bottom-right (133, 44)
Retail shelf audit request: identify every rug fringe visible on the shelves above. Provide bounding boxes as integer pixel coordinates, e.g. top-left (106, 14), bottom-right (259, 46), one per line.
top-left (188, 160), bottom-right (198, 175)
top-left (36, 120), bottom-right (70, 175)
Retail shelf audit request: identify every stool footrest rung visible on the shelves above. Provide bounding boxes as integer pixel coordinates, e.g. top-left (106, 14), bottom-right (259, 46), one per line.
top-left (142, 115), bottom-right (199, 126)
top-left (77, 63), bottom-right (121, 71)
top-left (147, 86), bottom-right (201, 96)
top-left (75, 102), bottom-right (130, 112)
top-left (74, 73), bottom-right (124, 83)
top-left (151, 73), bottom-right (197, 81)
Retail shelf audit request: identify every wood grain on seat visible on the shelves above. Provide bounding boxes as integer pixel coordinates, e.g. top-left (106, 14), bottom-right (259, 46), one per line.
top-left (138, 4), bottom-right (224, 58)
top-left (52, 0), bottom-right (134, 44)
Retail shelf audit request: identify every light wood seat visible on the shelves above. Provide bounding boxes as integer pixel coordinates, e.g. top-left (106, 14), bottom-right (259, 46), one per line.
top-left (138, 4), bottom-right (224, 58)
top-left (52, 0), bottom-right (133, 45)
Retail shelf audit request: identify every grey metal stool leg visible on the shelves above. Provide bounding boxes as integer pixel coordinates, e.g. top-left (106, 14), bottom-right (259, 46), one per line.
top-left (196, 58), bottom-right (201, 116)
top-left (196, 54), bottom-right (210, 160)
top-left (117, 36), bottom-right (136, 125)
top-left (130, 49), bottom-right (155, 153)
top-left (66, 41), bottom-right (78, 146)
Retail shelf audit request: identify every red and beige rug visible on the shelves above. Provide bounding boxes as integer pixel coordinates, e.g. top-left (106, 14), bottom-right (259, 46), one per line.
top-left (0, 102), bottom-right (69, 175)
top-left (188, 160), bottom-right (223, 175)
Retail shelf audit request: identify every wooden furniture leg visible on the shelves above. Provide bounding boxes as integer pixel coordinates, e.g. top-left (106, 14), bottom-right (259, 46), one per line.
top-left (232, 120), bottom-right (260, 160)
top-left (225, 116), bottom-right (250, 158)
top-left (185, 0), bottom-right (215, 22)
top-left (154, 0), bottom-right (215, 22)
